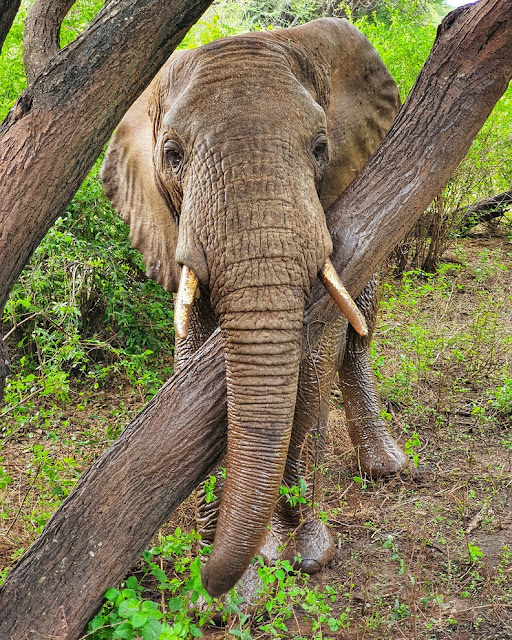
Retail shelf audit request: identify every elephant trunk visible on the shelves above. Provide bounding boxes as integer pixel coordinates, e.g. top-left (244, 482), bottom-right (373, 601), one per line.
top-left (201, 294), bottom-right (304, 596)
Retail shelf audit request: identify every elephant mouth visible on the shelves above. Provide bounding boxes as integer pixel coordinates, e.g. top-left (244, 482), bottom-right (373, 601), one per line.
top-left (174, 259), bottom-right (367, 341)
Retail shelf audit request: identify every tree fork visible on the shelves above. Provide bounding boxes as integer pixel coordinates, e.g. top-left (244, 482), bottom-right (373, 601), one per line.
top-left (1, 1), bottom-right (511, 638)
top-left (23, 0), bottom-right (76, 83)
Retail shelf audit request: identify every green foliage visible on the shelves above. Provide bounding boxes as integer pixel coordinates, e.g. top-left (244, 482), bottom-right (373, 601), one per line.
top-left (355, 1), bottom-right (438, 99)
top-left (86, 528), bottom-right (348, 639)
top-left (493, 375), bottom-right (512, 417)
top-left (0, 7), bottom-right (27, 119)
top-left (466, 542), bottom-right (484, 565)
top-left (60, 0), bottom-right (105, 47)
top-left (404, 432), bottom-right (421, 467)
top-left (2, 160), bottom-right (175, 428)
top-left (279, 478), bottom-right (308, 507)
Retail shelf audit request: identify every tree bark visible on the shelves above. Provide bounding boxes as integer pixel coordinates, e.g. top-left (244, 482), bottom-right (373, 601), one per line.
top-left (1, 1), bottom-right (511, 638)
top-left (23, 0), bottom-right (76, 83)
top-left (0, 0), bottom-right (214, 411)
top-left (0, 0), bottom-right (21, 53)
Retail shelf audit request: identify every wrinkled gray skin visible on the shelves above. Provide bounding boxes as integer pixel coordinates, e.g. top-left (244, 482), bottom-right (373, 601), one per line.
top-left (101, 18), bottom-right (407, 598)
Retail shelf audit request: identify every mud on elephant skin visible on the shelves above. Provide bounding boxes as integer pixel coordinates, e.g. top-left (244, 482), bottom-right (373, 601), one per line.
top-left (101, 17), bottom-right (407, 597)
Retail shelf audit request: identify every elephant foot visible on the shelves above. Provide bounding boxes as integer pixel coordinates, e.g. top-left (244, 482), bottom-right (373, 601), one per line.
top-left (349, 421), bottom-right (408, 477)
top-left (280, 518), bottom-right (335, 573)
top-left (260, 516), bottom-right (334, 574)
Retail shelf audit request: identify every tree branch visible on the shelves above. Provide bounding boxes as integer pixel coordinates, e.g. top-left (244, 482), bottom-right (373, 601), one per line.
top-left (0, 0), bottom-right (214, 400)
top-left (457, 189), bottom-right (512, 234)
top-left (23, 0), bottom-right (76, 83)
top-left (0, 1), bottom-right (511, 638)
top-left (0, 0), bottom-right (21, 53)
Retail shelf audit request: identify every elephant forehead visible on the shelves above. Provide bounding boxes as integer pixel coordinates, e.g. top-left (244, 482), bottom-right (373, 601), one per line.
top-left (160, 53), bottom-right (324, 138)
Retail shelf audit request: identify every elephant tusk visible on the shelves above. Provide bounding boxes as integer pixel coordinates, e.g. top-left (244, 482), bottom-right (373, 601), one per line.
top-left (174, 265), bottom-right (199, 339)
top-left (319, 259), bottom-right (368, 337)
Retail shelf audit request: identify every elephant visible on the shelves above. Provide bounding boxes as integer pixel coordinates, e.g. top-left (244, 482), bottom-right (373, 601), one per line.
top-left (100, 17), bottom-right (407, 598)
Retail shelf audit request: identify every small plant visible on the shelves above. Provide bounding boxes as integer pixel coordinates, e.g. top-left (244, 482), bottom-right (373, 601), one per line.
top-left (404, 431), bottom-right (421, 467)
top-left (279, 478), bottom-right (308, 507)
top-left (382, 535), bottom-right (406, 576)
top-left (466, 541), bottom-right (484, 565)
top-left (203, 475), bottom-right (218, 504)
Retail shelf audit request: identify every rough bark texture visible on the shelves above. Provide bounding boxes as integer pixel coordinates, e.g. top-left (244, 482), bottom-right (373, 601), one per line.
top-left (23, 0), bottom-right (75, 83)
top-left (0, 333), bottom-right (227, 639)
top-left (0, 0), bottom-right (21, 53)
top-left (0, 0), bottom-right (214, 413)
top-left (0, 0), bottom-right (511, 638)
top-left (305, 0), bottom-right (512, 342)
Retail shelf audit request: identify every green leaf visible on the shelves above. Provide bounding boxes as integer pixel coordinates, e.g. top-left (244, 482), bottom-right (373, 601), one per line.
top-left (274, 569), bottom-right (285, 582)
top-left (141, 618), bottom-right (163, 640)
top-left (89, 614), bottom-right (106, 631)
top-left (140, 600), bottom-right (162, 618)
top-left (131, 612), bottom-right (148, 629)
top-left (118, 598), bottom-right (140, 618)
top-left (125, 576), bottom-right (139, 590)
top-left (168, 596), bottom-right (183, 612)
top-left (151, 566), bottom-right (168, 585)
top-left (105, 588), bottom-right (121, 602)
top-left (113, 620), bottom-right (135, 639)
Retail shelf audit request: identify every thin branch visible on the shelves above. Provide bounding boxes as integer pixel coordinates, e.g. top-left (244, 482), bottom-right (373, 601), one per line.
top-left (23, 0), bottom-right (76, 83)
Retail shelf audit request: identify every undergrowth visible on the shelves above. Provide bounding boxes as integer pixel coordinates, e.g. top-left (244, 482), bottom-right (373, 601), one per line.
top-left (84, 528), bottom-right (348, 640)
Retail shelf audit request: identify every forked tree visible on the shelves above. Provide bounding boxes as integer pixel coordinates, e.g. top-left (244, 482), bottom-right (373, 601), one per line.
top-left (0, 1), bottom-right (511, 638)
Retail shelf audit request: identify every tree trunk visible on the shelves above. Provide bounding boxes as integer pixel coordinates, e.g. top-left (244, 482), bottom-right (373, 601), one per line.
top-left (0, 0), bottom-right (21, 53)
top-left (0, 334), bottom-right (228, 639)
top-left (23, 0), bottom-right (76, 83)
top-left (0, 1), bottom-right (511, 638)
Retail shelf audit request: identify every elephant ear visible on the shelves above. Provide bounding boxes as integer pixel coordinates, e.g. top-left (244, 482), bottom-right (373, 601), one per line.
top-left (100, 66), bottom-right (180, 293)
top-left (279, 17), bottom-right (401, 209)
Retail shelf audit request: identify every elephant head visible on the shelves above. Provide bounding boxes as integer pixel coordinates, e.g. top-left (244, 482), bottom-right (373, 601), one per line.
top-left (101, 17), bottom-right (399, 597)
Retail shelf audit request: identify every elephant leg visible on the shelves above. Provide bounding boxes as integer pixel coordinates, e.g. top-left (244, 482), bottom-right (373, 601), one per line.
top-left (173, 291), bottom-right (217, 374)
top-left (260, 315), bottom-right (346, 574)
top-left (173, 293), bottom-right (224, 548)
top-left (338, 276), bottom-right (407, 477)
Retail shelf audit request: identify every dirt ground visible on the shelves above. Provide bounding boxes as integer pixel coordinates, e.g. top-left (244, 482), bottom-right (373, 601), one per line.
top-left (1, 234), bottom-right (511, 639)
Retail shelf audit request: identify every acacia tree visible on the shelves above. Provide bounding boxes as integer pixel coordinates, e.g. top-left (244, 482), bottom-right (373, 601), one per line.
top-left (0, 1), bottom-right (511, 639)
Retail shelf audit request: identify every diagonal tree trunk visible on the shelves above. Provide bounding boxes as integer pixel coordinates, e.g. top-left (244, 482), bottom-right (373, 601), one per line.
top-left (0, 1), bottom-right (511, 638)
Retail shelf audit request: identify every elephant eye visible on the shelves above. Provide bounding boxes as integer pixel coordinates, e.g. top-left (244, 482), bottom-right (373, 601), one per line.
top-left (312, 134), bottom-right (328, 163)
top-left (164, 140), bottom-right (184, 171)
